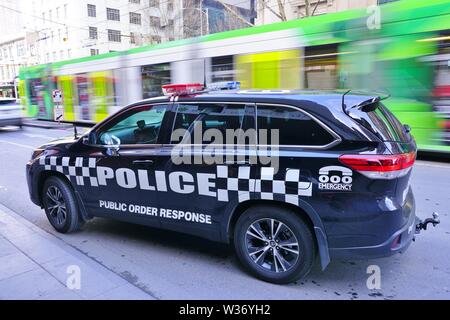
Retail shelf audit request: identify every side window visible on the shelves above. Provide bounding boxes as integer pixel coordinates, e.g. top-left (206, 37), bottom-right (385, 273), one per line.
top-left (257, 105), bottom-right (335, 146)
top-left (98, 104), bottom-right (169, 145)
top-left (171, 103), bottom-right (248, 145)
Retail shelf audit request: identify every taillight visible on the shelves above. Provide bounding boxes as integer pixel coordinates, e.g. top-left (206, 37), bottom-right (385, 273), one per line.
top-left (339, 151), bottom-right (416, 180)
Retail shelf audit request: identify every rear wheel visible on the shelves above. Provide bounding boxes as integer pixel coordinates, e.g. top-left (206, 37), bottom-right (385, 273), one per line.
top-left (233, 206), bottom-right (315, 284)
top-left (42, 176), bottom-right (83, 233)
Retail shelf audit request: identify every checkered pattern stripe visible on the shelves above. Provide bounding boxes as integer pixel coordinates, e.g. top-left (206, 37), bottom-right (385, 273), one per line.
top-left (39, 156), bottom-right (312, 206)
top-left (40, 156), bottom-right (98, 187)
top-left (216, 166), bottom-right (312, 205)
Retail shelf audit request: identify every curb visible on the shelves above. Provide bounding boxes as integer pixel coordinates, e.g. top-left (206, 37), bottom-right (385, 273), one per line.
top-left (0, 203), bottom-right (153, 300)
top-left (22, 119), bottom-right (73, 129)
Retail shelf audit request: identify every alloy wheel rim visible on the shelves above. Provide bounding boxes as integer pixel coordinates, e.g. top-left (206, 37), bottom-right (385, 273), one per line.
top-left (46, 186), bottom-right (67, 226)
top-left (245, 218), bottom-right (300, 273)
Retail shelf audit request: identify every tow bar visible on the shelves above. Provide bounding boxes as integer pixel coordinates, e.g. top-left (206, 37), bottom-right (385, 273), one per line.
top-left (416, 212), bottom-right (440, 234)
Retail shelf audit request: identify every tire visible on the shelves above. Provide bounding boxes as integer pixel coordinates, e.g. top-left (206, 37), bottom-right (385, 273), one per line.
top-left (233, 206), bottom-right (316, 284)
top-left (42, 176), bottom-right (84, 233)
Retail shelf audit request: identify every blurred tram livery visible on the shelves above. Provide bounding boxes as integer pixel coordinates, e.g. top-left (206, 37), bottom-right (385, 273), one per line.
top-left (18, 0), bottom-right (450, 153)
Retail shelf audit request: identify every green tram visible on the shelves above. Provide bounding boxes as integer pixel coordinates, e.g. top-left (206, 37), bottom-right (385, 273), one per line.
top-left (19, 0), bottom-right (450, 153)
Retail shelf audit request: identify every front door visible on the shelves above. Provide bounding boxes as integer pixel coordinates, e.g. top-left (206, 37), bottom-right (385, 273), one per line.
top-left (79, 103), bottom-right (173, 227)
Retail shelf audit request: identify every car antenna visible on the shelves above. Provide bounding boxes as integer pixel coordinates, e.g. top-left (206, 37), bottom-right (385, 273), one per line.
top-left (342, 89), bottom-right (351, 113)
top-left (73, 123), bottom-right (78, 139)
top-left (203, 59), bottom-right (207, 89)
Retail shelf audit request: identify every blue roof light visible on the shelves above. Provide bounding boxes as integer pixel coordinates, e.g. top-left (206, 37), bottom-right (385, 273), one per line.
top-left (207, 81), bottom-right (241, 91)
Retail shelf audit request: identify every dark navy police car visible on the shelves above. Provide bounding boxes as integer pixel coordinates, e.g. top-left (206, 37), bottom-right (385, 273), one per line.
top-left (26, 83), bottom-right (439, 284)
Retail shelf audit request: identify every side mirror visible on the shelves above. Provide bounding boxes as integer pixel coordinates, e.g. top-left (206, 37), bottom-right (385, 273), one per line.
top-left (82, 134), bottom-right (90, 145)
top-left (81, 131), bottom-right (95, 145)
top-left (102, 133), bottom-right (121, 157)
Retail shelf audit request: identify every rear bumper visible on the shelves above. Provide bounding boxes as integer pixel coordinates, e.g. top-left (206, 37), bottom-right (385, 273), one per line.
top-left (329, 208), bottom-right (417, 259)
top-left (0, 117), bottom-right (22, 127)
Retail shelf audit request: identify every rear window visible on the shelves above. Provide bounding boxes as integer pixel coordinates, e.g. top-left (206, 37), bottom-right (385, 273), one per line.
top-left (347, 104), bottom-right (410, 142)
top-left (257, 105), bottom-right (336, 146)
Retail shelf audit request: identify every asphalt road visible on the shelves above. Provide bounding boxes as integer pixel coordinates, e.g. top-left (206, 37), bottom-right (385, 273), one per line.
top-left (0, 125), bottom-right (449, 300)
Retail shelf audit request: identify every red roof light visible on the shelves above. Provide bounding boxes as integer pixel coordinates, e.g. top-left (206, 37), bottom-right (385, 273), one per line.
top-left (162, 83), bottom-right (204, 96)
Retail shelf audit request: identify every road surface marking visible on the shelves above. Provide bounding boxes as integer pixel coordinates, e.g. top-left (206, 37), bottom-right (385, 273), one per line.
top-left (0, 140), bottom-right (35, 150)
top-left (22, 133), bottom-right (54, 140)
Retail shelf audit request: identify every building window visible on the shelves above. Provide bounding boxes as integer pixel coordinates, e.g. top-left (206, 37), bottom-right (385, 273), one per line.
top-left (90, 49), bottom-right (99, 56)
top-left (167, 0), bottom-right (173, 11)
top-left (129, 0), bottom-right (140, 3)
top-left (130, 32), bottom-right (136, 44)
top-left (89, 27), bottom-right (98, 39)
top-left (107, 29), bottom-right (121, 42)
top-left (107, 8), bottom-right (120, 21)
top-left (87, 4), bottom-right (96, 17)
top-left (130, 12), bottom-right (141, 25)
top-left (378, 0), bottom-right (398, 4)
top-left (149, 0), bottom-right (159, 7)
top-left (16, 44), bottom-right (25, 57)
top-left (151, 35), bottom-right (161, 44)
top-left (149, 16), bottom-right (160, 28)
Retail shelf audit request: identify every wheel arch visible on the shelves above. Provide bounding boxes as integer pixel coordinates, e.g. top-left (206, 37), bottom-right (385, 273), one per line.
top-left (37, 170), bottom-right (91, 222)
top-left (226, 199), bottom-right (331, 270)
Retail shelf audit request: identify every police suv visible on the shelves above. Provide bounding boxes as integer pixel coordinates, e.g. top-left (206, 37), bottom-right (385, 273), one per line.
top-left (26, 83), bottom-right (439, 284)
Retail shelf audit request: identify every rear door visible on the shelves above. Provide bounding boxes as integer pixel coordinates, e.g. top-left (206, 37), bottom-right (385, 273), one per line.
top-left (254, 103), bottom-right (340, 206)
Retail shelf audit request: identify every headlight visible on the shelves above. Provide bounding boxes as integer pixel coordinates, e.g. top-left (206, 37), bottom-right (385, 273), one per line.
top-left (31, 149), bottom-right (44, 160)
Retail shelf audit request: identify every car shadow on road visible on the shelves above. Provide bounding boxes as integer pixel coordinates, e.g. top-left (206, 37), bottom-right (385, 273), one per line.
top-left (75, 217), bottom-right (405, 299)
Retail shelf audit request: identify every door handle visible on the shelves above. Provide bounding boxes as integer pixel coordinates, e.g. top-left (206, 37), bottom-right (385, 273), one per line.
top-left (132, 160), bottom-right (155, 166)
top-left (224, 160), bottom-right (251, 166)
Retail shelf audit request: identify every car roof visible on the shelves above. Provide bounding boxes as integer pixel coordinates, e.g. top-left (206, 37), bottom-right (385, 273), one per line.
top-left (134, 90), bottom-right (378, 113)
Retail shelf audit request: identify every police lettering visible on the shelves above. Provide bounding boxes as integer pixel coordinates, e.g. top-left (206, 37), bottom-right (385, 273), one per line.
top-left (96, 167), bottom-right (216, 197)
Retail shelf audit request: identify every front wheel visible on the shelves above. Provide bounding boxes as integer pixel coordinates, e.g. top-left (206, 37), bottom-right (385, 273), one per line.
top-left (42, 176), bottom-right (83, 233)
top-left (234, 206), bottom-right (316, 284)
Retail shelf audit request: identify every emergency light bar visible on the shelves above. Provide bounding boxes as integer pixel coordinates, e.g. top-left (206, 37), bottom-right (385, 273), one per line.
top-left (162, 81), bottom-right (241, 97)
top-left (162, 83), bottom-right (204, 96)
top-left (206, 81), bottom-right (241, 91)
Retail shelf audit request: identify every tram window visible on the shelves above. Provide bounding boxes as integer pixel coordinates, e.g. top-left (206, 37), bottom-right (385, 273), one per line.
top-left (211, 56), bottom-right (234, 82)
top-left (304, 45), bottom-right (338, 89)
top-left (142, 63), bottom-right (171, 99)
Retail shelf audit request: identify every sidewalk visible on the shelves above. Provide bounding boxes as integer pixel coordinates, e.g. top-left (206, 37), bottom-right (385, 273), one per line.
top-left (0, 203), bottom-right (153, 300)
